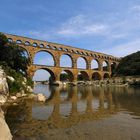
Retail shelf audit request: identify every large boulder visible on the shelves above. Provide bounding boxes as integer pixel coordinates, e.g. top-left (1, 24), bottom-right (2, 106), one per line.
top-left (36, 93), bottom-right (46, 102)
top-left (0, 67), bottom-right (9, 105)
top-left (0, 107), bottom-right (12, 140)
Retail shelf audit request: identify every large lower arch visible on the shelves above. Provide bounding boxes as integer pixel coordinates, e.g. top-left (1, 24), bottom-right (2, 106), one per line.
top-left (60, 54), bottom-right (73, 67)
top-left (77, 57), bottom-right (88, 69)
top-left (102, 61), bottom-right (109, 71)
top-left (92, 72), bottom-right (101, 80)
top-left (91, 59), bottom-right (100, 70)
top-left (78, 71), bottom-right (90, 81)
top-left (33, 68), bottom-right (56, 83)
top-left (33, 51), bottom-right (55, 66)
top-left (103, 73), bottom-right (110, 79)
top-left (60, 70), bottom-right (74, 82)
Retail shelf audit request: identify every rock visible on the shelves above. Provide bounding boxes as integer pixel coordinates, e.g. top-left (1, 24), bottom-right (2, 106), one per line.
top-left (16, 92), bottom-right (22, 98)
top-left (0, 107), bottom-right (12, 140)
top-left (23, 77), bottom-right (27, 83)
top-left (11, 96), bottom-right (17, 100)
top-left (28, 94), bottom-right (36, 99)
top-left (0, 95), bottom-right (7, 105)
top-left (0, 67), bottom-right (9, 104)
top-left (7, 76), bottom-right (15, 82)
top-left (36, 93), bottom-right (46, 102)
top-left (22, 93), bottom-right (27, 97)
top-left (26, 86), bottom-right (33, 92)
top-left (21, 90), bottom-right (25, 95)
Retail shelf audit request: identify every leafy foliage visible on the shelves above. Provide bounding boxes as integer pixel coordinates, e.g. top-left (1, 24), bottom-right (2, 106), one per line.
top-left (115, 51), bottom-right (140, 76)
top-left (0, 33), bottom-right (30, 74)
top-left (0, 33), bottom-right (33, 93)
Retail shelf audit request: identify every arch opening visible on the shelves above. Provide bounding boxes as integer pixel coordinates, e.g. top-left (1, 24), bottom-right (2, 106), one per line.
top-left (91, 59), bottom-right (100, 70)
top-left (33, 51), bottom-right (55, 66)
top-left (77, 71), bottom-right (89, 81)
top-left (60, 54), bottom-right (73, 68)
top-left (103, 73), bottom-right (110, 79)
top-left (103, 61), bottom-right (109, 71)
top-left (92, 72), bottom-right (101, 80)
top-left (33, 69), bottom-right (55, 83)
top-left (60, 70), bottom-right (74, 82)
top-left (77, 57), bottom-right (87, 69)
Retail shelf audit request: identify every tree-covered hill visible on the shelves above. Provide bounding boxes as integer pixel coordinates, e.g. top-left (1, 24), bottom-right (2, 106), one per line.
top-left (115, 51), bottom-right (140, 76)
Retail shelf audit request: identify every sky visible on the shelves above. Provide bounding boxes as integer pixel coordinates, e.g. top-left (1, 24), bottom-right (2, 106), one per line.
top-left (0, 0), bottom-right (140, 80)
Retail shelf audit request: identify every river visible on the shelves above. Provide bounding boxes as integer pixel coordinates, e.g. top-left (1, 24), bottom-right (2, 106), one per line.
top-left (4, 84), bottom-right (140, 140)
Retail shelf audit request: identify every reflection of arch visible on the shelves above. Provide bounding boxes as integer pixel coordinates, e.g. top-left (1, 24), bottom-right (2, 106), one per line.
top-left (92, 72), bottom-right (101, 80)
top-left (103, 73), bottom-right (110, 79)
top-left (60, 54), bottom-right (73, 67)
top-left (102, 61), bottom-right (109, 71)
top-left (33, 50), bottom-right (55, 66)
top-left (91, 59), bottom-right (100, 70)
top-left (77, 57), bottom-right (88, 69)
top-left (60, 70), bottom-right (74, 82)
top-left (78, 71), bottom-right (89, 81)
top-left (33, 68), bottom-right (55, 82)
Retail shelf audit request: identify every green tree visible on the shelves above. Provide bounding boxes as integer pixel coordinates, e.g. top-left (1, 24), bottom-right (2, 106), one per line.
top-left (0, 33), bottom-right (30, 75)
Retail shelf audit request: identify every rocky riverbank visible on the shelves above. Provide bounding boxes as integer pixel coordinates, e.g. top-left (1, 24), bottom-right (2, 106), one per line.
top-left (0, 67), bottom-right (12, 140)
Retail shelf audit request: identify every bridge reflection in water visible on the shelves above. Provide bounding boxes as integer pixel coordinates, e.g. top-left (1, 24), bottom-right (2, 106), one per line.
top-left (5, 85), bottom-right (140, 137)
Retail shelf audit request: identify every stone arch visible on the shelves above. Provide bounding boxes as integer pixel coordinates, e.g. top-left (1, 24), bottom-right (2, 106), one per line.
top-left (60, 54), bottom-right (73, 67)
top-left (60, 70), bottom-right (74, 82)
top-left (91, 59), bottom-right (100, 70)
top-left (25, 41), bottom-right (30, 46)
top-left (33, 42), bottom-right (38, 47)
top-left (77, 57), bottom-right (88, 69)
top-left (8, 38), bottom-right (13, 43)
top-left (33, 68), bottom-right (56, 83)
top-left (102, 60), bottom-right (109, 71)
top-left (39, 44), bottom-right (44, 48)
top-left (16, 40), bottom-right (22, 44)
top-left (92, 72), bottom-right (101, 80)
top-left (78, 71), bottom-right (90, 81)
top-left (33, 50), bottom-right (55, 66)
top-left (103, 73), bottom-right (110, 79)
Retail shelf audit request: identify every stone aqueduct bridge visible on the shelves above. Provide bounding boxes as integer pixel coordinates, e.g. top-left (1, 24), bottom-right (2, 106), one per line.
top-left (4, 33), bottom-right (120, 83)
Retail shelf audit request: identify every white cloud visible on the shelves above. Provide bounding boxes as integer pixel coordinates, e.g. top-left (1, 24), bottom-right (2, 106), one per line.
top-left (57, 15), bottom-right (108, 36)
top-left (130, 5), bottom-right (140, 11)
top-left (101, 39), bottom-right (140, 57)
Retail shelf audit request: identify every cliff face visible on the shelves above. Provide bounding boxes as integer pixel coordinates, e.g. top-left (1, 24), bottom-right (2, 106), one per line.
top-left (0, 67), bottom-right (12, 140)
top-left (0, 67), bottom-right (9, 104)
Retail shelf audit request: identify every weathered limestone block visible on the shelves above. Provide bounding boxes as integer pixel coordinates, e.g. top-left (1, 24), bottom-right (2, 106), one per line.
top-left (0, 107), bottom-right (12, 140)
top-left (0, 67), bottom-right (9, 104)
top-left (36, 93), bottom-right (46, 102)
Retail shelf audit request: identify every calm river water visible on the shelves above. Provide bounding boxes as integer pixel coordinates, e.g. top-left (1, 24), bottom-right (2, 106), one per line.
top-left (5, 84), bottom-right (140, 140)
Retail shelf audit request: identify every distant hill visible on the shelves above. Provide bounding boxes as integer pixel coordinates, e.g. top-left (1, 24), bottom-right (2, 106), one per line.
top-left (115, 51), bottom-right (140, 76)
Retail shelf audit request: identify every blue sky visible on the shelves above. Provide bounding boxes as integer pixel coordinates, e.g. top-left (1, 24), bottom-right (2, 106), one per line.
top-left (0, 0), bottom-right (140, 80)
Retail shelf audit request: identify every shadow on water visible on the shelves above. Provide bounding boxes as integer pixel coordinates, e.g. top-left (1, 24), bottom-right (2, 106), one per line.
top-left (4, 84), bottom-right (140, 139)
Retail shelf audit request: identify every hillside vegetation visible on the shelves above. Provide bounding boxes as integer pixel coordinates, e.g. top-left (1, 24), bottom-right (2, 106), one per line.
top-left (115, 51), bottom-right (140, 76)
